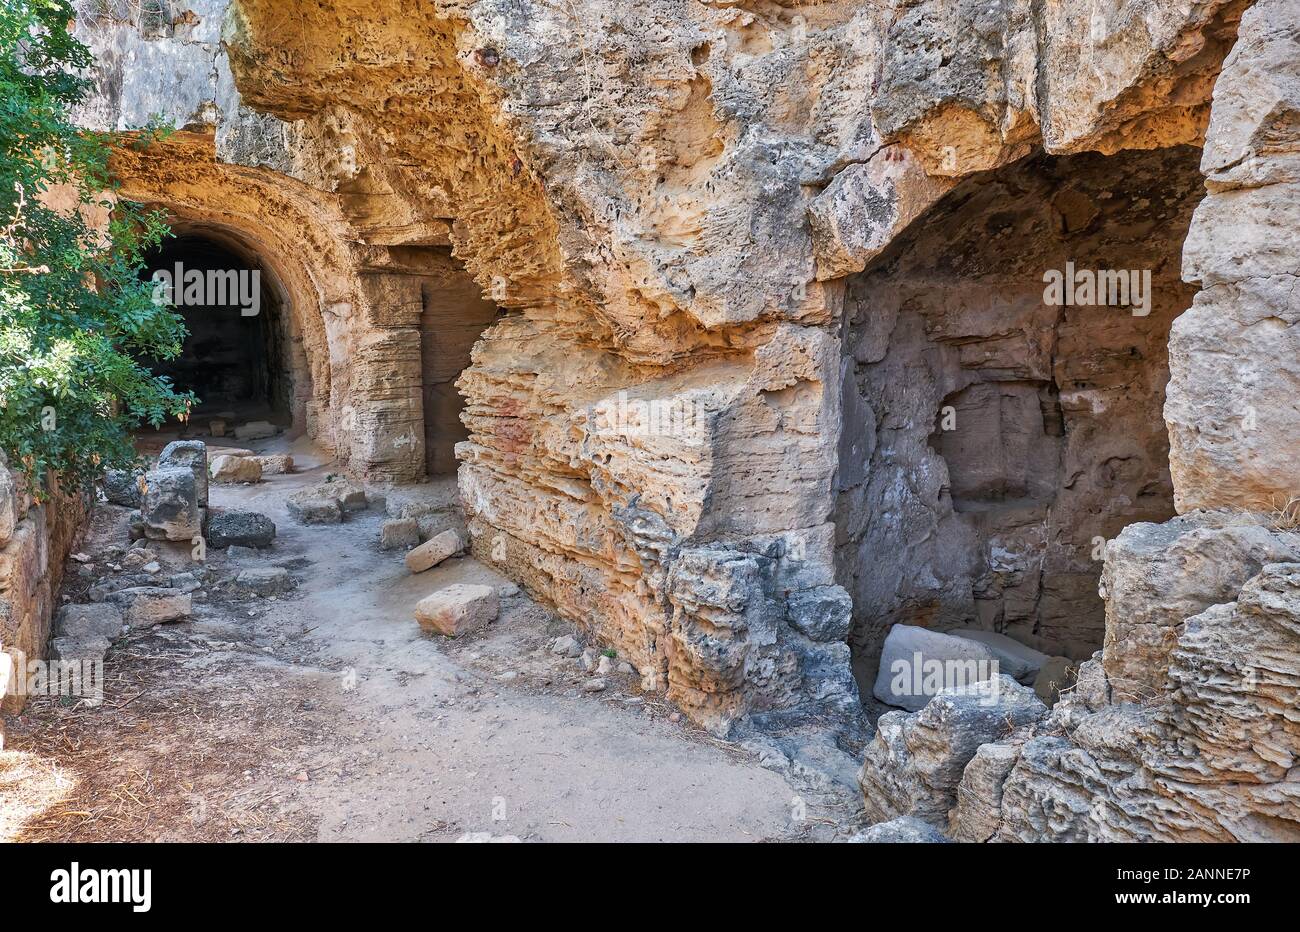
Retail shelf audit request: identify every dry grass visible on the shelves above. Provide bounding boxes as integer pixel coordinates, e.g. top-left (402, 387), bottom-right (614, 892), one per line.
top-left (1267, 494), bottom-right (1300, 531)
top-left (1, 629), bottom-right (328, 843)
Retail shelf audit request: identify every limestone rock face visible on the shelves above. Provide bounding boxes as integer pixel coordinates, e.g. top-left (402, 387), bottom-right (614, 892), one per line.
top-left (1100, 513), bottom-right (1300, 701)
top-left (857, 676), bottom-right (1048, 825)
top-left (67, 0), bottom-right (1292, 766)
top-left (1167, 0), bottom-right (1300, 513)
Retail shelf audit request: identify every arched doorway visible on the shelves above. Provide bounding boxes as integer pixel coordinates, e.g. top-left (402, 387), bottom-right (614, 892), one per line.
top-left (141, 228), bottom-right (303, 435)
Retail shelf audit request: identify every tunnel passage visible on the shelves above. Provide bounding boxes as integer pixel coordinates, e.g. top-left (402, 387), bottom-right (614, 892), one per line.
top-left (143, 232), bottom-right (294, 427)
top-left (834, 145), bottom-right (1206, 695)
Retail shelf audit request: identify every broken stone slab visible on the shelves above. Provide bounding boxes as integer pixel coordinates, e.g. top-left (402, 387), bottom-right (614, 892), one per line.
top-left (286, 491), bottom-right (341, 524)
top-left (286, 482), bottom-right (370, 525)
top-left (233, 420), bottom-right (277, 441)
top-left (858, 675), bottom-right (1049, 826)
top-left (159, 439), bottom-right (208, 507)
top-left (405, 529), bottom-right (464, 573)
top-left (140, 466), bottom-right (201, 542)
top-left (872, 624), bottom-right (1003, 711)
top-left (235, 567), bottom-right (293, 596)
top-left (209, 454), bottom-right (262, 484)
top-left (54, 603), bottom-right (124, 641)
top-left (786, 585), bottom-right (853, 642)
top-left (207, 510), bottom-right (276, 549)
top-left (106, 586), bottom-right (192, 627)
top-left (414, 583), bottom-right (498, 637)
top-left (253, 454), bottom-right (294, 475)
top-left (945, 628), bottom-right (1049, 684)
top-left (848, 816), bottom-right (951, 844)
top-left (51, 635), bottom-right (111, 665)
top-left (380, 518), bottom-right (420, 551)
top-left (102, 468), bottom-right (144, 508)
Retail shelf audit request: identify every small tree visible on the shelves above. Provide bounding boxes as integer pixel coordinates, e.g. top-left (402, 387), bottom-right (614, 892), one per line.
top-left (0, 0), bottom-right (192, 498)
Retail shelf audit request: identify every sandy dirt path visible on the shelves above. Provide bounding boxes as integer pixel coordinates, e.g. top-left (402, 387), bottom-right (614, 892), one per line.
top-left (2, 439), bottom-right (860, 842)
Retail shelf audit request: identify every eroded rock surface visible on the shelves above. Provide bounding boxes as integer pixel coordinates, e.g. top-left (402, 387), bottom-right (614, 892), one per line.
top-left (60, 0), bottom-right (1300, 825)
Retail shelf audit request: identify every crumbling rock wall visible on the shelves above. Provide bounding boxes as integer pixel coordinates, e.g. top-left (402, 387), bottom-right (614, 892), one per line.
top-left (0, 459), bottom-right (86, 716)
top-left (70, 0), bottom-right (1290, 761)
top-left (857, 0), bottom-right (1300, 842)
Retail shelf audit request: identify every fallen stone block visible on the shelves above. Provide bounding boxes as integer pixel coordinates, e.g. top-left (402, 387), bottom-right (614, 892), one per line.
top-left (102, 468), bottom-right (144, 508)
top-left (54, 603), bottom-right (124, 641)
top-left (848, 816), bottom-right (951, 844)
top-left (405, 529), bottom-right (464, 573)
top-left (51, 635), bottom-right (111, 665)
top-left (209, 454), bottom-right (262, 484)
top-left (107, 586), bottom-right (192, 627)
top-left (235, 567), bottom-right (293, 596)
top-left (289, 481), bottom-right (370, 524)
top-left (159, 440), bottom-right (208, 507)
top-left (207, 418), bottom-right (227, 437)
top-left (140, 467), bottom-right (201, 542)
top-left (873, 624), bottom-right (1002, 711)
top-left (207, 510), bottom-right (276, 549)
top-left (169, 572), bottom-right (201, 594)
top-left (286, 491), bottom-right (342, 524)
top-left (380, 518), bottom-right (420, 551)
top-left (946, 629), bottom-right (1049, 685)
top-left (233, 420), bottom-right (277, 441)
top-left (415, 583), bottom-right (498, 637)
top-left (254, 454), bottom-right (294, 475)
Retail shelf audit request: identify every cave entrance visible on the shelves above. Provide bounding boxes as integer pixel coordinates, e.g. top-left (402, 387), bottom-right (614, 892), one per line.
top-left (142, 231), bottom-right (296, 432)
top-left (834, 145), bottom-right (1206, 699)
